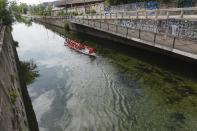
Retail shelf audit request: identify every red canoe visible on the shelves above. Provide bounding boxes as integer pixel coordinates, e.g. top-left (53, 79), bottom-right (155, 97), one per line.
top-left (64, 38), bottom-right (96, 57)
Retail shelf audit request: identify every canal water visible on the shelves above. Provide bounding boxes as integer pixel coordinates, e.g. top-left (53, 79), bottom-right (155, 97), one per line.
top-left (12, 22), bottom-right (197, 131)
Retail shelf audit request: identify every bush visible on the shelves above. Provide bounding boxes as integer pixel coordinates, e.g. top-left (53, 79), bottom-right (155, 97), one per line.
top-left (20, 60), bottom-right (39, 85)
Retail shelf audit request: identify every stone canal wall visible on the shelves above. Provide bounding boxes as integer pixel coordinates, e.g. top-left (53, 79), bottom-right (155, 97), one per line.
top-left (35, 17), bottom-right (197, 62)
top-left (36, 17), bottom-right (65, 28)
top-left (0, 27), bottom-right (39, 131)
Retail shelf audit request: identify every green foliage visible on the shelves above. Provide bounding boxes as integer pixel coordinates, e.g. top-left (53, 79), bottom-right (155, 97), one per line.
top-left (9, 90), bottom-right (18, 104)
top-left (46, 5), bottom-right (52, 16)
top-left (29, 5), bottom-right (45, 15)
top-left (16, 16), bottom-right (32, 25)
top-left (42, 5), bottom-right (53, 16)
top-left (29, 4), bottom-right (55, 16)
top-left (20, 60), bottom-right (39, 85)
top-left (57, 11), bottom-right (80, 16)
top-left (18, 3), bottom-right (28, 14)
top-left (0, 0), bottom-right (13, 26)
top-left (9, 1), bottom-right (30, 21)
top-left (10, 1), bottom-right (28, 14)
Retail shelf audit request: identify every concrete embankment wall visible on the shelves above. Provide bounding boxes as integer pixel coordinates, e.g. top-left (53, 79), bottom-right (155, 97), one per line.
top-left (0, 27), bottom-right (39, 131)
top-left (35, 17), bottom-right (197, 62)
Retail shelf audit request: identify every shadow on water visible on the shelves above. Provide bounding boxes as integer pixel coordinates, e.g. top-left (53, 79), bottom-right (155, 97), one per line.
top-left (39, 22), bottom-right (197, 130)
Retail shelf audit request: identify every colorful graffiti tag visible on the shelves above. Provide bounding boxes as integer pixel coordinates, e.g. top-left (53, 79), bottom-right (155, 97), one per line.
top-left (119, 19), bottom-right (197, 40)
top-left (108, 1), bottom-right (159, 13)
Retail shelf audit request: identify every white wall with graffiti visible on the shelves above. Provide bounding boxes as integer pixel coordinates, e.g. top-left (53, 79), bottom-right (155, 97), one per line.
top-left (118, 19), bottom-right (197, 40)
top-left (104, 1), bottom-right (159, 14)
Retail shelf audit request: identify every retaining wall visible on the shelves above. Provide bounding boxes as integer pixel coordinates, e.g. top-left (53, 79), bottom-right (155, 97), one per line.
top-left (0, 27), bottom-right (39, 131)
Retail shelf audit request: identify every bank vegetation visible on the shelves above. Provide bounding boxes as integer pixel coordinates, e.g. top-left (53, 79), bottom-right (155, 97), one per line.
top-left (0, 0), bottom-right (13, 26)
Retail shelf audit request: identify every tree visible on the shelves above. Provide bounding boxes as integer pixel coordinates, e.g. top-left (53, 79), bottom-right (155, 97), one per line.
top-left (20, 3), bottom-right (28, 14)
top-left (0, 0), bottom-right (13, 25)
top-left (10, 1), bottom-right (19, 13)
top-left (47, 5), bottom-right (52, 16)
top-left (29, 4), bottom-right (46, 15)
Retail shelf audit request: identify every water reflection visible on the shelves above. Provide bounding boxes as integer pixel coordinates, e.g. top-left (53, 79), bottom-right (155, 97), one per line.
top-left (12, 22), bottom-right (197, 131)
top-left (15, 16), bottom-right (33, 27)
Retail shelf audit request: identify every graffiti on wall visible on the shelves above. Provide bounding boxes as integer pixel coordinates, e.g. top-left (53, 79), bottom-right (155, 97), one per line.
top-left (109, 1), bottom-right (159, 12)
top-left (158, 19), bottom-right (197, 39)
top-left (119, 19), bottom-right (158, 32)
top-left (118, 19), bottom-right (197, 40)
top-left (109, 3), bottom-right (144, 12)
top-left (146, 1), bottom-right (159, 10)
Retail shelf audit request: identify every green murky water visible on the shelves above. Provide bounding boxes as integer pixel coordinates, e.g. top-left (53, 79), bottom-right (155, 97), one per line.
top-left (12, 22), bottom-right (197, 131)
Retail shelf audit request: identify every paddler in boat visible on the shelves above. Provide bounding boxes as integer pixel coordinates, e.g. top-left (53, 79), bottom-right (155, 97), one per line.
top-left (79, 44), bottom-right (85, 50)
top-left (89, 48), bottom-right (94, 54)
